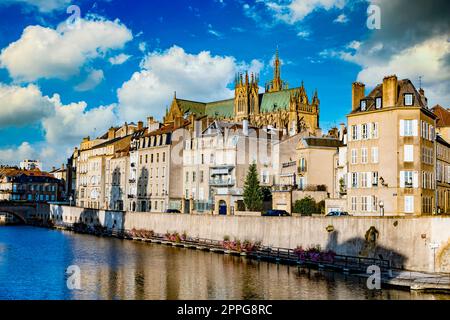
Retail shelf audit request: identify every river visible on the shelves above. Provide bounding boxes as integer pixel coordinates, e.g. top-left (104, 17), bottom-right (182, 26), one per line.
top-left (0, 226), bottom-right (448, 300)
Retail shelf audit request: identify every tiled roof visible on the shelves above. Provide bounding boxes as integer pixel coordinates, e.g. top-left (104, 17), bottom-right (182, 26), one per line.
top-left (0, 167), bottom-right (56, 179)
top-left (260, 88), bottom-right (299, 113)
top-left (350, 79), bottom-right (428, 114)
top-left (303, 137), bottom-right (343, 148)
top-left (205, 99), bottom-right (234, 118)
top-left (432, 105), bottom-right (450, 127)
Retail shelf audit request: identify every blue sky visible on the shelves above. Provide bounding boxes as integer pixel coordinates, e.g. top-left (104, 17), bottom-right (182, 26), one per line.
top-left (0, 0), bottom-right (448, 169)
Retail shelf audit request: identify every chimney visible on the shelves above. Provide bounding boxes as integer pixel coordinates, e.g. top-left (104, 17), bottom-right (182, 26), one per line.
top-left (419, 88), bottom-right (428, 108)
top-left (137, 121), bottom-right (143, 130)
top-left (352, 82), bottom-right (365, 111)
top-left (382, 75), bottom-right (398, 108)
top-left (108, 127), bottom-right (115, 140)
top-left (147, 117), bottom-right (161, 132)
top-left (174, 115), bottom-right (183, 129)
top-left (243, 119), bottom-right (249, 136)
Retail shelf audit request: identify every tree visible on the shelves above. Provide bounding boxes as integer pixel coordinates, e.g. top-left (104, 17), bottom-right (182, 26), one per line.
top-left (243, 163), bottom-right (263, 211)
top-left (293, 196), bottom-right (317, 216)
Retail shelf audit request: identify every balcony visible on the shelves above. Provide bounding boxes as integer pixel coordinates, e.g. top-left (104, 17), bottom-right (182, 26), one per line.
top-left (209, 178), bottom-right (235, 187)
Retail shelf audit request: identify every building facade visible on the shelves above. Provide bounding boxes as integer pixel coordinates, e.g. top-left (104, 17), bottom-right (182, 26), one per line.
top-left (347, 75), bottom-right (436, 216)
top-left (0, 167), bottom-right (60, 202)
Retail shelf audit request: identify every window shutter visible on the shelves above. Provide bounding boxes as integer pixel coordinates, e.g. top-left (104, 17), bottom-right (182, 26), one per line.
top-left (400, 171), bottom-right (405, 188)
top-left (356, 173), bottom-right (359, 188)
top-left (413, 171), bottom-right (419, 188)
top-left (368, 123), bottom-right (373, 139)
top-left (347, 174), bottom-right (352, 190)
top-left (399, 120), bottom-right (405, 137)
top-left (367, 196), bottom-right (372, 212)
top-left (412, 120), bottom-right (418, 136)
top-left (404, 145), bottom-right (414, 162)
top-left (357, 124), bottom-right (361, 140)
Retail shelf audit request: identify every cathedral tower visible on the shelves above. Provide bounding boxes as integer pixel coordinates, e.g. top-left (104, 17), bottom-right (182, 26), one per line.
top-left (234, 71), bottom-right (259, 121)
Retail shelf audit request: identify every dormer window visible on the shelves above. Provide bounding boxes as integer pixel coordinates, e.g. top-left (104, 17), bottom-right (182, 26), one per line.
top-left (360, 100), bottom-right (367, 111)
top-left (375, 97), bottom-right (382, 109)
top-left (404, 93), bottom-right (414, 106)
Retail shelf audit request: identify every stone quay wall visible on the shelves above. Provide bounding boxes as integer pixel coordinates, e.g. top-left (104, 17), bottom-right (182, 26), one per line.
top-left (47, 204), bottom-right (450, 273)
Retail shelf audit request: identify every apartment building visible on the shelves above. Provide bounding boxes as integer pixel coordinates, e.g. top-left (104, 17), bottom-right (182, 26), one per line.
top-left (183, 120), bottom-right (277, 215)
top-left (0, 167), bottom-right (60, 202)
top-left (105, 146), bottom-right (129, 211)
top-left (131, 117), bottom-right (186, 213)
top-left (75, 123), bottom-right (139, 209)
top-left (436, 135), bottom-right (450, 214)
top-left (347, 75), bottom-right (436, 216)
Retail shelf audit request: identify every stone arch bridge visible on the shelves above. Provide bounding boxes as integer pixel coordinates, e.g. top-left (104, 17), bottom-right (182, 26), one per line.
top-left (0, 202), bottom-right (48, 223)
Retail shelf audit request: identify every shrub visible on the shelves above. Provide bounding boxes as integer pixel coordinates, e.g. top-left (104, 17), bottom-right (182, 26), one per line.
top-left (293, 196), bottom-right (316, 215)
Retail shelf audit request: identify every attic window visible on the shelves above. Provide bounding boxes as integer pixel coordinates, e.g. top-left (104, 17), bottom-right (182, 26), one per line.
top-left (404, 93), bottom-right (414, 106)
top-left (360, 100), bottom-right (367, 111)
top-left (375, 97), bottom-right (382, 109)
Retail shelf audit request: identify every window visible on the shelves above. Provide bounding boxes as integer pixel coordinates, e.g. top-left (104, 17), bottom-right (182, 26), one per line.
top-left (360, 100), bottom-right (367, 111)
top-left (404, 196), bottom-right (414, 213)
top-left (145, 155), bottom-right (148, 163)
top-left (372, 122), bottom-right (378, 138)
top-left (162, 152), bottom-right (166, 162)
top-left (351, 149), bottom-right (358, 164)
top-left (361, 148), bottom-right (368, 163)
top-left (404, 145), bottom-right (414, 162)
top-left (400, 171), bottom-right (415, 188)
top-left (351, 197), bottom-right (357, 211)
top-left (372, 172), bottom-right (379, 186)
top-left (400, 119), bottom-right (417, 137)
top-left (351, 172), bottom-right (358, 188)
top-left (404, 93), bottom-right (413, 106)
top-left (371, 147), bottom-right (379, 163)
top-left (361, 172), bottom-right (368, 188)
top-left (351, 125), bottom-right (359, 141)
top-left (157, 153), bottom-right (159, 163)
top-left (185, 172), bottom-right (189, 183)
top-left (361, 124), bottom-right (368, 139)
top-left (192, 172), bottom-right (196, 183)
top-left (361, 196), bottom-right (368, 211)
top-left (299, 158), bottom-right (306, 171)
top-left (375, 97), bottom-right (382, 109)
top-left (151, 154), bottom-right (154, 163)
top-left (200, 171), bottom-right (204, 183)
top-left (372, 196), bottom-right (378, 212)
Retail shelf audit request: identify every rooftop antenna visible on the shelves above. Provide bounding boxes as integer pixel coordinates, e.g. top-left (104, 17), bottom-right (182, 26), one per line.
top-left (418, 75), bottom-right (423, 89)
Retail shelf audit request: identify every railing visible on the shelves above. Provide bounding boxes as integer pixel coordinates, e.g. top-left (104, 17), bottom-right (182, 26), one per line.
top-left (209, 178), bottom-right (235, 186)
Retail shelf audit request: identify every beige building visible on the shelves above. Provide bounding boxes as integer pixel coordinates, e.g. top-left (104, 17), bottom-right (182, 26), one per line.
top-left (347, 75), bottom-right (436, 216)
top-left (75, 123), bottom-right (139, 209)
top-left (183, 120), bottom-right (277, 215)
top-left (105, 146), bottom-right (130, 211)
top-left (131, 118), bottom-right (186, 213)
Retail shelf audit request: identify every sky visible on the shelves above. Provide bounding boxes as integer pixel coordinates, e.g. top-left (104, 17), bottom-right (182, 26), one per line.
top-left (0, 0), bottom-right (448, 170)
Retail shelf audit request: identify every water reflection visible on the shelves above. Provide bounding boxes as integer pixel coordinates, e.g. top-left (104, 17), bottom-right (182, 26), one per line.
top-left (0, 226), bottom-right (448, 300)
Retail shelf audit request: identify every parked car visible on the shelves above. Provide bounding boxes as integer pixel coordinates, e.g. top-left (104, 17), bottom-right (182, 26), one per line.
top-left (262, 209), bottom-right (291, 217)
top-left (326, 211), bottom-right (350, 217)
top-left (165, 209), bottom-right (181, 214)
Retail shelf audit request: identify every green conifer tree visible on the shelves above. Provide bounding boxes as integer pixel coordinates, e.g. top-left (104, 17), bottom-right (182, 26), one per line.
top-left (243, 163), bottom-right (263, 211)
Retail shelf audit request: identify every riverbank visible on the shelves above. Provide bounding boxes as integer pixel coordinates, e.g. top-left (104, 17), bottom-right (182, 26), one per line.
top-left (43, 222), bottom-right (450, 293)
top-left (45, 205), bottom-right (450, 273)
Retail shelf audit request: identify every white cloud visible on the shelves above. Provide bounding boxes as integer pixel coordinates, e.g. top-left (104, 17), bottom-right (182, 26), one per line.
top-left (1, 0), bottom-right (71, 12)
top-left (117, 46), bottom-right (264, 122)
top-left (333, 13), bottom-right (348, 23)
top-left (0, 84), bottom-right (54, 127)
top-left (109, 53), bottom-right (132, 65)
top-left (43, 94), bottom-right (117, 146)
top-left (0, 142), bottom-right (37, 165)
top-left (0, 83), bottom-right (119, 169)
top-left (265, 0), bottom-right (347, 24)
top-left (297, 30), bottom-right (310, 38)
top-left (138, 42), bottom-right (147, 53)
top-left (0, 17), bottom-right (133, 82)
top-left (323, 36), bottom-right (450, 107)
top-left (74, 69), bottom-right (104, 92)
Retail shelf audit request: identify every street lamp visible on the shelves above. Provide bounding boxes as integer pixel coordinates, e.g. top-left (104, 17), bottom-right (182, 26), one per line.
top-left (379, 200), bottom-right (384, 217)
top-left (69, 195), bottom-right (73, 207)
